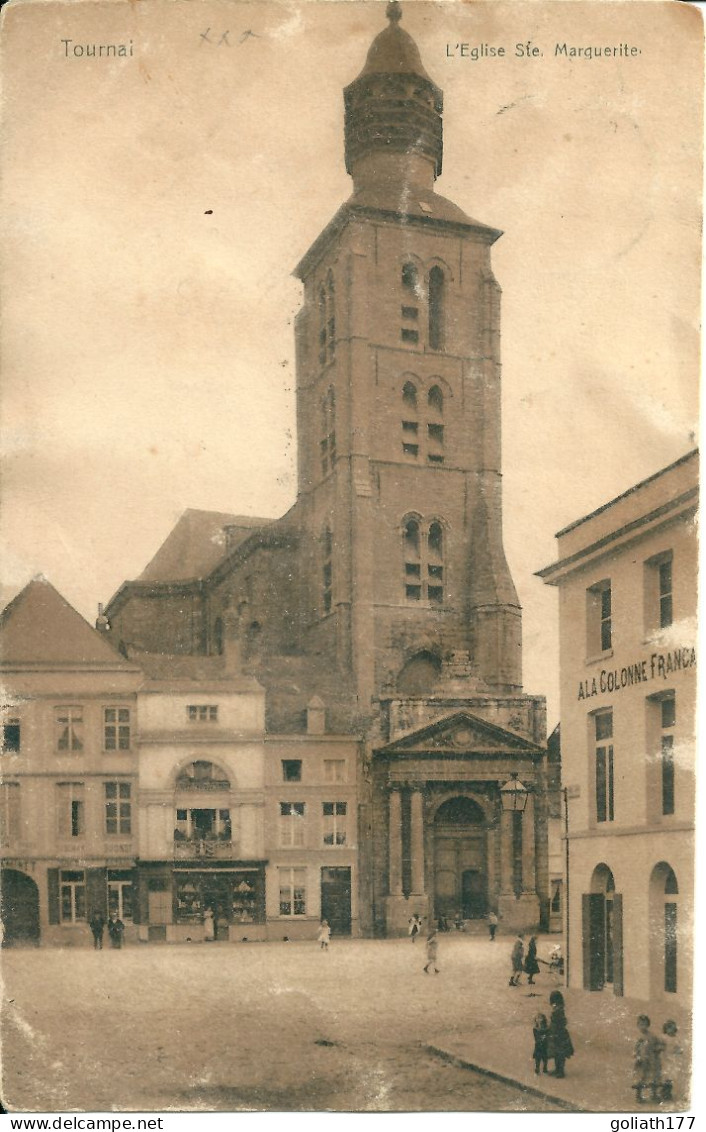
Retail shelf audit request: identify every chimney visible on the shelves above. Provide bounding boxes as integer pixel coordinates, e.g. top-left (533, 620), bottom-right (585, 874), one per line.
top-left (95, 603), bottom-right (110, 635)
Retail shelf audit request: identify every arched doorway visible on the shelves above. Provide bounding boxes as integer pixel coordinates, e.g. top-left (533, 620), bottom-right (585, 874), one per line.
top-left (433, 797), bottom-right (487, 921)
top-left (650, 862), bottom-right (679, 996)
top-left (0, 869), bottom-right (40, 946)
top-left (584, 863), bottom-right (623, 993)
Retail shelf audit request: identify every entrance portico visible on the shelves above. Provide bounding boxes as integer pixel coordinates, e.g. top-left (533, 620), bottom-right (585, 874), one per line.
top-left (375, 711), bottom-right (547, 936)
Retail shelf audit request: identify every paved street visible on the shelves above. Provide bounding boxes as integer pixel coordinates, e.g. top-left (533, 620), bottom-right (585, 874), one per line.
top-left (2, 933), bottom-right (568, 1113)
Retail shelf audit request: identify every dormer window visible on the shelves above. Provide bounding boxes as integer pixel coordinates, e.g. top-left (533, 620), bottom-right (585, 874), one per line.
top-left (187, 705), bottom-right (218, 723)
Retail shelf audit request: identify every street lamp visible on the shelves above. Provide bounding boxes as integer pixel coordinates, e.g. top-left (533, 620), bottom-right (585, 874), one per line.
top-left (499, 773), bottom-right (530, 813)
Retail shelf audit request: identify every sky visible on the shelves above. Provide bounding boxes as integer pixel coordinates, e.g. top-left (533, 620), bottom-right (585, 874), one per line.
top-left (0, 0), bottom-right (701, 725)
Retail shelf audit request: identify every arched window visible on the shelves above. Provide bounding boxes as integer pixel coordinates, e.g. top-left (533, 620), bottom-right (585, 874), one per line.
top-left (396, 650), bottom-right (442, 694)
top-left (401, 263), bottom-right (420, 344)
top-left (322, 526), bottom-right (333, 616)
top-left (650, 862), bottom-right (679, 994)
top-left (402, 263), bottom-right (418, 292)
top-left (326, 271), bottom-right (336, 362)
top-left (318, 285), bottom-right (327, 367)
top-left (428, 266), bottom-right (445, 351)
top-left (212, 617), bottom-right (224, 656)
top-left (403, 517), bottom-right (445, 605)
top-left (402, 382), bottom-right (419, 458)
top-left (320, 387), bottom-right (336, 476)
top-left (427, 385), bottom-right (444, 464)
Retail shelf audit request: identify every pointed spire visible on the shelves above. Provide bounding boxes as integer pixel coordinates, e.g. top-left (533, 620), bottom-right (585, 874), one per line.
top-left (386, 1), bottom-right (402, 24)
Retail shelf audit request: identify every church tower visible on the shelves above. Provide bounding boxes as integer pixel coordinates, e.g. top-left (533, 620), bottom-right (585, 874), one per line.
top-left (293, 3), bottom-right (522, 714)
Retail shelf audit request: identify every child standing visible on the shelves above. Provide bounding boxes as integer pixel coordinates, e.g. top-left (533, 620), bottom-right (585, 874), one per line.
top-left (317, 919), bottom-right (331, 950)
top-left (633, 1015), bottom-right (664, 1104)
top-left (423, 930), bottom-right (439, 974)
top-left (532, 1013), bottom-right (549, 1075)
top-left (660, 1021), bottom-right (685, 1103)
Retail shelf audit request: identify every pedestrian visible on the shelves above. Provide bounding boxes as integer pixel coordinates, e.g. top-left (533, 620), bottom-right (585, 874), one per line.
top-left (660, 1021), bottom-right (685, 1103)
top-left (487, 910), bottom-right (499, 941)
top-left (423, 930), bottom-right (439, 974)
top-left (317, 919), bottom-right (331, 950)
top-left (203, 907), bottom-right (215, 941)
top-left (524, 934), bottom-right (540, 984)
top-left (88, 911), bottom-right (105, 950)
top-left (632, 1015), bottom-right (664, 1104)
top-left (509, 934), bottom-right (524, 985)
top-left (107, 913), bottom-right (125, 950)
top-left (408, 914), bottom-right (421, 942)
top-left (532, 1012), bottom-right (549, 1075)
top-left (548, 990), bottom-right (574, 1078)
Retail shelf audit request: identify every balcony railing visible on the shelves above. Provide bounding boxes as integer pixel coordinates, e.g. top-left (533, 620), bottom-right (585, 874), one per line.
top-left (173, 838), bottom-right (235, 860)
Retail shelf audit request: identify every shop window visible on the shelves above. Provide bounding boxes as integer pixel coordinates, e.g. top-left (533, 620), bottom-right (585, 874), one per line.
top-left (280, 802), bottom-right (306, 847)
top-left (60, 870), bottom-right (86, 923)
top-left (187, 705), bottom-right (218, 723)
top-left (105, 781), bottom-right (132, 835)
top-left (594, 711), bottom-right (614, 823)
top-left (57, 782), bottom-right (85, 838)
top-left (56, 706), bottom-right (83, 752)
top-left (0, 782), bottom-right (20, 845)
top-left (587, 581), bottom-right (612, 654)
top-left (282, 759), bottom-right (302, 782)
top-left (108, 872), bottom-right (133, 921)
top-left (104, 707), bottom-right (131, 751)
top-left (322, 801), bottom-right (347, 845)
top-left (1, 718), bottom-right (20, 754)
top-left (279, 867), bottom-right (306, 916)
top-left (323, 759), bottom-right (346, 783)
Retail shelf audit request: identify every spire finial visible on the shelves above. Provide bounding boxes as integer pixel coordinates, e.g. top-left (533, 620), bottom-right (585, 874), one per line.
top-left (386, 1), bottom-right (402, 24)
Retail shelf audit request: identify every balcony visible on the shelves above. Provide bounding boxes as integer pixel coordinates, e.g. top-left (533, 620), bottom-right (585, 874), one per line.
top-left (173, 837), bottom-right (235, 860)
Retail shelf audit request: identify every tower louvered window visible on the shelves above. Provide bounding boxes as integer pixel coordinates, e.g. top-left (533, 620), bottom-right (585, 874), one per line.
top-left (401, 263), bottom-right (419, 343)
top-left (320, 387), bottom-right (336, 476)
top-left (403, 517), bottom-right (445, 604)
top-left (402, 382), bottom-right (419, 458)
top-left (428, 266), bottom-right (445, 351)
top-left (322, 526), bottom-right (333, 615)
top-left (317, 272), bottom-right (336, 367)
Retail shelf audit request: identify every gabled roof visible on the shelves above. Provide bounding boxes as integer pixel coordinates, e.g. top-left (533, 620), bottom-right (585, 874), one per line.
top-left (133, 650), bottom-right (262, 694)
top-left (376, 710), bottom-right (543, 757)
top-left (138, 509), bottom-right (273, 583)
top-left (0, 578), bottom-right (135, 668)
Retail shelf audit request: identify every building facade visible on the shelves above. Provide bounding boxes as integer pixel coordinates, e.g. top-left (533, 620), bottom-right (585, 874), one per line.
top-left (539, 450), bottom-right (697, 1002)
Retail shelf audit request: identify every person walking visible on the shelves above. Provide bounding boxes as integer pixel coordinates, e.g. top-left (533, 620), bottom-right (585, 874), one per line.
top-left (317, 919), bottom-right (331, 950)
top-left (107, 913), bottom-right (125, 950)
top-left (88, 911), bottom-right (105, 950)
top-left (532, 1012), bottom-right (549, 1075)
top-left (509, 934), bottom-right (524, 985)
top-left (423, 930), bottom-right (439, 974)
top-left (524, 934), bottom-right (540, 984)
top-left (632, 1015), bottom-right (664, 1104)
top-left (548, 990), bottom-right (574, 1078)
top-left (487, 910), bottom-right (498, 941)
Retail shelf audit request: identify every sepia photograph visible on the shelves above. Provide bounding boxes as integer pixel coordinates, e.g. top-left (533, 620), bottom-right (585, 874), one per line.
top-left (0, 0), bottom-right (701, 1116)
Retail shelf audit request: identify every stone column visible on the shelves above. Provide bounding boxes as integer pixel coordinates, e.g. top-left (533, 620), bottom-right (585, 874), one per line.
top-left (410, 789), bottom-right (425, 895)
top-left (521, 794), bottom-right (536, 893)
top-left (388, 788), bottom-right (403, 896)
top-left (500, 807), bottom-right (515, 895)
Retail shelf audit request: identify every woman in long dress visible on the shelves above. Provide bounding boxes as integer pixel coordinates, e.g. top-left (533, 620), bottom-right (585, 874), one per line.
top-left (548, 990), bottom-right (574, 1078)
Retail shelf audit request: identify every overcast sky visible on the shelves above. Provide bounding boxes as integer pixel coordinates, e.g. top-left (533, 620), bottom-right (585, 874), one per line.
top-left (1, 0), bottom-right (701, 724)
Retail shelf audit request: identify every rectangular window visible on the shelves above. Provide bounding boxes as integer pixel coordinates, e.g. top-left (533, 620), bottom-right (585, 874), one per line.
top-left (57, 782), bottom-right (85, 838)
top-left (56, 706), bottom-right (83, 752)
top-left (104, 707), bottom-right (131, 751)
top-left (1, 718), bottom-right (20, 754)
top-left (323, 759), bottom-right (345, 784)
top-left (401, 329), bottom-right (419, 344)
top-left (594, 712), bottom-right (614, 823)
top-left (279, 801), bottom-right (305, 847)
top-left (658, 560), bottom-right (673, 628)
top-left (587, 582), bottom-right (612, 655)
top-left (401, 305), bottom-right (418, 321)
top-left (661, 695), bottom-right (676, 816)
top-left (402, 442), bottom-right (419, 458)
top-left (322, 801), bottom-right (347, 845)
top-left (402, 420), bottom-right (419, 434)
top-left (405, 584), bottom-right (422, 601)
top-left (60, 870), bottom-right (86, 923)
top-left (279, 867), bottom-right (306, 916)
top-left (282, 760), bottom-right (302, 782)
top-left (0, 782), bottom-right (20, 845)
top-left (105, 782), bottom-right (132, 835)
top-left (187, 705), bottom-right (218, 723)
top-left (108, 872), bottom-right (133, 921)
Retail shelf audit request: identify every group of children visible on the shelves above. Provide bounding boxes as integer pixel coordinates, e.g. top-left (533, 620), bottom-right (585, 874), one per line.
top-left (632, 1015), bottom-right (684, 1104)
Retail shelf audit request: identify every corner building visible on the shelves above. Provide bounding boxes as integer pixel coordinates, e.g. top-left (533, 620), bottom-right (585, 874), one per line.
top-left (539, 450), bottom-right (697, 1003)
top-left (105, 5), bottom-right (549, 937)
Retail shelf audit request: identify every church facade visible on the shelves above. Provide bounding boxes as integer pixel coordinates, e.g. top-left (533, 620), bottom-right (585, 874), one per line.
top-left (103, 4), bottom-right (550, 938)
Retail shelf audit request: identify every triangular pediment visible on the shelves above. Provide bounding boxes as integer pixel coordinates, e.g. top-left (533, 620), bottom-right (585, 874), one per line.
top-left (376, 711), bottom-right (542, 757)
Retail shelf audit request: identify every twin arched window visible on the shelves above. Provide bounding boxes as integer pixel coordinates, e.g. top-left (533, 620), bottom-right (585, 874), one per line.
top-left (403, 517), bottom-right (445, 604)
top-left (401, 381), bottom-right (444, 464)
top-left (318, 271), bottom-right (336, 368)
top-left (400, 262), bottom-right (446, 351)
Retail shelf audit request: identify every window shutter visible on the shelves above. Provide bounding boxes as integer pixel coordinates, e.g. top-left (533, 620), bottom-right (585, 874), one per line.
top-left (47, 868), bottom-right (60, 924)
top-left (131, 868), bottom-right (141, 925)
top-left (612, 893), bottom-right (624, 996)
